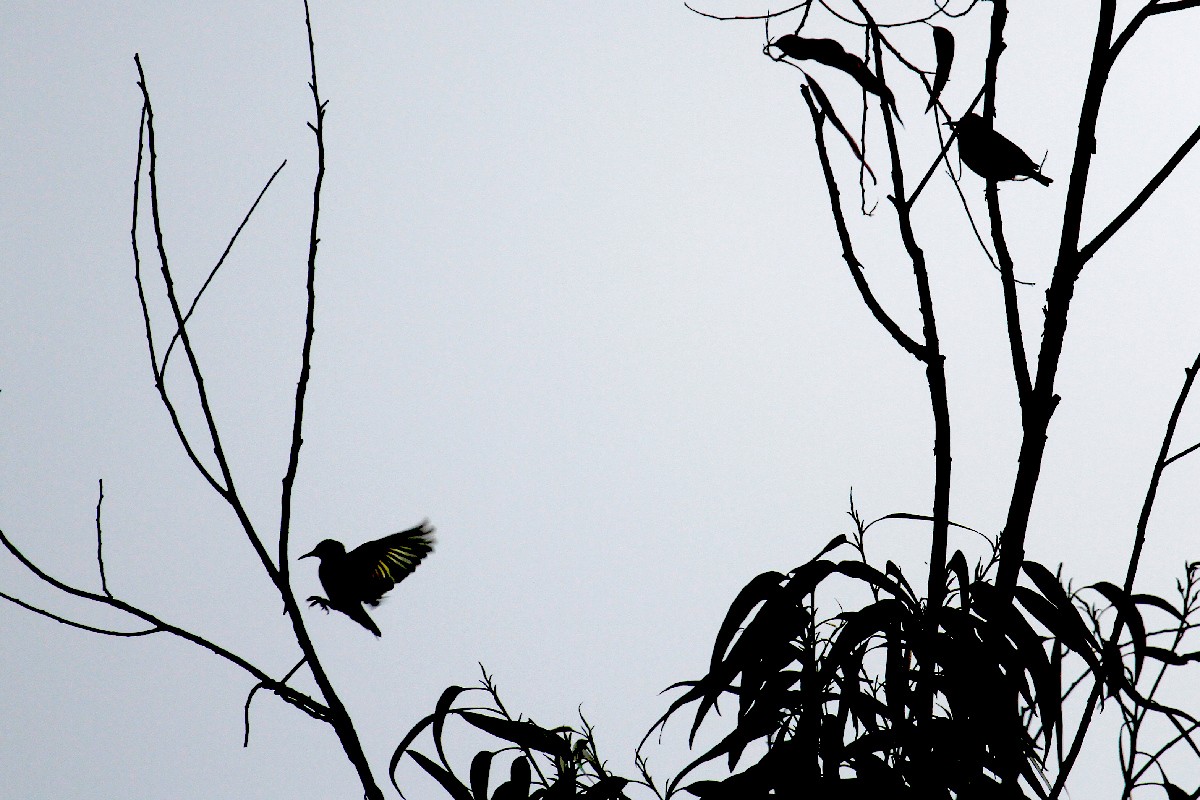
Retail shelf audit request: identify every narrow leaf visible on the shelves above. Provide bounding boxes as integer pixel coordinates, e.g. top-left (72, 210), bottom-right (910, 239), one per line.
top-left (804, 74), bottom-right (876, 183)
top-left (435, 686), bottom-right (470, 768)
top-left (408, 750), bottom-right (475, 800)
top-left (1091, 580), bottom-right (1149, 678)
top-left (947, 550), bottom-right (970, 610)
top-left (926, 26), bottom-right (954, 112)
top-left (389, 711), bottom-right (440, 792)
top-left (471, 751), bottom-right (495, 800)
top-left (460, 712), bottom-right (571, 759)
top-left (1133, 592), bottom-right (1184, 619)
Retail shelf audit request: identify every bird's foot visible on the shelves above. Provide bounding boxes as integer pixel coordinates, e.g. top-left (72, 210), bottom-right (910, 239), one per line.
top-left (307, 595), bottom-right (331, 612)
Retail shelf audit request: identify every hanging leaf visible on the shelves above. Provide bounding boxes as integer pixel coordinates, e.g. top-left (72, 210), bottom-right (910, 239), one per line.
top-left (803, 76), bottom-right (877, 184)
top-left (927, 26), bottom-right (954, 113)
top-left (771, 35), bottom-right (898, 116)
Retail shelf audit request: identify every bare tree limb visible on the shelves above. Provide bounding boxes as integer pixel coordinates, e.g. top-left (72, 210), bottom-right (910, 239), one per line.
top-left (802, 87), bottom-right (925, 360)
top-left (271, 4), bottom-right (386, 797)
top-left (1078, 121), bottom-right (1200, 264)
top-left (0, 591), bottom-right (157, 637)
top-left (996, 0), bottom-right (1119, 598)
top-left (1125, 352), bottom-right (1200, 592)
top-left (0, 526), bottom-right (327, 721)
top-left (162, 159), bottom-right (288, 373)
top-left (244, 657), bottom-right (308, 747)
top-left (134, 53), bottom-right (281, 588)
top-left (131, 104), bottom-right (227, 496)
top-left (95, 479), bottom-right (111, 597)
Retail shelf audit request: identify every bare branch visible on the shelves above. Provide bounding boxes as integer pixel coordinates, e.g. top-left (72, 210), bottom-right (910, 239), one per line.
top-left (1079, 121), bottom-right (1200, 264)
top-left (131, 108), bottom-right (226, 496)
top-left (162, 159), bottom-right (288, 373)
top-left (95, 479), bottom-right (111, 597)
top-left (1125, 352), bottom-right (1200, 592)
top-left (1112, 1), bottom-right (1200, 63)
top-left (986, 183), bottom-right (1033, 406)
top-left (1163, 440), bottom-right (1200, 468)
top-left (134, 53), bottom-right (281, 586)
top-left (273, 4), bottom-right (385, 796)
top-left (0, 526), bottom-right (327, 721)
top-left (0, 591), bottom-right (157, 637)
top-left (801, 87), bottom-right (925, 360)
top-left (683, 2), bottom-right (811, 22)
top-left (244, 657), bottom-right (308, 747)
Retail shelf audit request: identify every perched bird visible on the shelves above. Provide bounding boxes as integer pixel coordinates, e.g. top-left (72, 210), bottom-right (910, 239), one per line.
top-left (951, 113), bottom-right (1052, 185)
top-left (300, 522), bottom-right (435, 637)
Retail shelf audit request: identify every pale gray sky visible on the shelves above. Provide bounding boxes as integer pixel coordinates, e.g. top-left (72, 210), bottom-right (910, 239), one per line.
top-left (4, 2), bottom-right (1200, 797)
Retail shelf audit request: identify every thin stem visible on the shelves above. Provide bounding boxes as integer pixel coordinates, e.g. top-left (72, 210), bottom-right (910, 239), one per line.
top-left (134, 55), bottom-right (281, 587)
top-left (162, 159), bottom-right (288, 372)
top-left (1078, 121), bottom-right (1200, 264)
top-left (801, 88), bottom-right (925, 360)
top-left (1125, 354), bottom-right (1200, 592)
top-left (274, 4), bottom-right (384, 798)
top-left (0, 527), bottom-right (326, 720)
top-left (95, 479), bottom-right (111, 597)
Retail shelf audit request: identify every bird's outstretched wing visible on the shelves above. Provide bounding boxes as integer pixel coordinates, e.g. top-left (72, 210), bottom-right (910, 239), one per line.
top-left (347, 522), bottom-right (435, 604)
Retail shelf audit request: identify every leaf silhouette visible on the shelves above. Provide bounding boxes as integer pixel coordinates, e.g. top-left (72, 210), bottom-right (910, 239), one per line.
top-left (771, 35), bottom-right (898, 117)
top-left (927, 26), bottom-right (954, 112)
top-left (805, 76), bottom-right (877, 183)
top-left (409, 750), bottom-right (475, 800)
top-left (460, 712), bottom-right (571, 759)
top-left (470, 751), bottom-right (494, 800)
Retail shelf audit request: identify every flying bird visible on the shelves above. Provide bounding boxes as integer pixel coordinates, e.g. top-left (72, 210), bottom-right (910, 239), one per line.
top-left (951, 113), bottom-right (1052, 186)
top-left (300, 522), bottom-right (435, 637)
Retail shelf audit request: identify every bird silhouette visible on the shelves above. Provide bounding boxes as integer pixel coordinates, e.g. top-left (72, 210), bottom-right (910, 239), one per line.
top-left (952, 113), bottom-right (1052, 185)
top-left (300, 522), bottom-right (435, 637)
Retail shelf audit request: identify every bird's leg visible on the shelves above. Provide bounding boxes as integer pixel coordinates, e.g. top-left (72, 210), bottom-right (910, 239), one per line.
top-left (307, 595), bottom-right (331, 612)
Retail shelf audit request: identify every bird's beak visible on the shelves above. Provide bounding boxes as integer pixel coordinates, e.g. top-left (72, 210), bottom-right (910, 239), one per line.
top-left (299, 547), bottom-right (318, 560)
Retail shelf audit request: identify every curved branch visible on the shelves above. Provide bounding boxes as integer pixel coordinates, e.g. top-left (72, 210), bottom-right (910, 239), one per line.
top-left (245, 657), bottom-right (308, 747)
top-left (0, 526), bottom-right (327, 722)
top-left (802, 86), bottom-right (925, 360)
top-left (134, 54), bottom-right (281, 588)
top-left (0, 591), bottom-right (157, 637)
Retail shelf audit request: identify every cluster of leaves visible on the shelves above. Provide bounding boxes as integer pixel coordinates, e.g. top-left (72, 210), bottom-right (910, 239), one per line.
top-left (393, 503), bottom-right (1200, 800)
top-left (391, 668), bottom-right (638, 800)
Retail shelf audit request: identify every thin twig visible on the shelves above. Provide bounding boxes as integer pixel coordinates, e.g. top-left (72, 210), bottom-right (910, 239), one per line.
top-left (801, 86), bottom-right (925, 360)
top-left (1079, 121), bottom-right (1200, 264)
top-left (683, 1), bottom-right (810, 22)
top-left (245, 657), bottom-right (308, 747)
top-left (0, 526), bottom-right (327, 720)
top-left (162, 159), bottom-right (288, 373)
top-left (95, 479), bottom-right (111, 597)
top-left (134, 54), bottom-right (279, 585)
top-left (273, 5), bottom-right (385, 797)
top-left (1124, 352), bottom-right (1200, 592)
top-left (0, 591), bottom-right (157, 636)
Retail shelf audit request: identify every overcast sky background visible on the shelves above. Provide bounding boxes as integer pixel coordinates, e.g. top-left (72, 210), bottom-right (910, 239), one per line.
top-left (5, 2), bottom-right (1200, 797)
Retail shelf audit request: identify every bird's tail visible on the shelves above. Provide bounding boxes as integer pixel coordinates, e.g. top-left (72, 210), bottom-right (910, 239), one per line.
top-left (345, 604), bottom-right (382, 637)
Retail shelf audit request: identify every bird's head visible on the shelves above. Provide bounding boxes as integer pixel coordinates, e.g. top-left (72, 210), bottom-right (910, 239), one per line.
top-left (300, 539), bottom-right (345, 561)
top-left (949, 112), bottom-right (985, 132)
